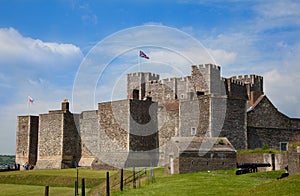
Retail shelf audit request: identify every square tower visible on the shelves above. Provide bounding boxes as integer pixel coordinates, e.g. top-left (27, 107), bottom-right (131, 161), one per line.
top-left (16, 115), bottom-right (39, 167)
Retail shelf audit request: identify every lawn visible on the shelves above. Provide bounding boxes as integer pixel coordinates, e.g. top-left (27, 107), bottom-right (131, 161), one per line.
top-left (0, 167), bottom-right (299, 196)
top-left (0, 168), bottom-right (117, 196)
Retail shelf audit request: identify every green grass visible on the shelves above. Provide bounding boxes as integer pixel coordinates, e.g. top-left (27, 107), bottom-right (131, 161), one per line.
top-left (0, 184), bottom-right (77, 196)
top-left (111, 169), bottom-right (297, 196)
top-left (0, 167), bottom-right (299, 196)
top-left (0, 168), bottom-right (118, 195)
top-left (237, 149), bottom-right (284, 154)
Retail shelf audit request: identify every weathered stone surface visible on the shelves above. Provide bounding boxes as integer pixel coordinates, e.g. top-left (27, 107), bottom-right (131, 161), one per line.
top-left (237, 153), bottom-right (287, 171)
top-left (165, 137), bottom-right (236, 174)
top-left (15, 64), bottom-right (300, 172)
top-left (288, 145), bottom-right (300, 175)
top-left (247, 96), bottom-right (300, 150)
top-left (15, 116), bottom-right (38, 166)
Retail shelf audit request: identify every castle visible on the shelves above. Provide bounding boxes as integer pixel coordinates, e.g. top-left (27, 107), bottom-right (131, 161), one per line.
top-left (16, 64), bottom-right (300, 169)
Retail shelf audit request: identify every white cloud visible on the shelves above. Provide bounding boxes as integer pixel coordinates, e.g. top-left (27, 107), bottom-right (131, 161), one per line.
top-left (255, 0), bottom-right (300, 19)
top-left (264, 44), bottom-right (300, 117)
top-left (0, 27), bottom-right (83, 154)
top-left (0, 28), bottom-right (83, 67)
top-left (207, 48), bottom-right (237, 66)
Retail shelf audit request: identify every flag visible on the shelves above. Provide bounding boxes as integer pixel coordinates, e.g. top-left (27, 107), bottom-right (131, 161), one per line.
top-left (28, 96), bottom-right (34, 104)
top-left (139, 50), bottom-right (149, 59)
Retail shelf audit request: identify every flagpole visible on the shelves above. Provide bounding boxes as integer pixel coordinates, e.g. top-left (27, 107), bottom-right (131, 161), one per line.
top-left (28, 96), bottom-right (30, 116)
top-left (138, 50), bottom-right (141, 73)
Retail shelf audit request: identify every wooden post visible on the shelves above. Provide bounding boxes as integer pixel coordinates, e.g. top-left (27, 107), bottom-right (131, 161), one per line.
top-left (74, 180), bottom-right (78, 196)
top-left (82, 178), bottom-right (85, 196)
top-left (106, 172), bottom-right (110, 196)
top-left (133, 167), bottom-right (136, 189)
top-left (147, 168), bottom-right (150, 185)
top-left (120, 168), bottom-right (124, 191)
top-left (138, 168), bottom-right (140, 188)
top-left (44, 185), bottom-right (49, 196)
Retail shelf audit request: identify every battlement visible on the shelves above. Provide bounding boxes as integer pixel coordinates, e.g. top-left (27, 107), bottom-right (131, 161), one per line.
top-left (127, 72), bottom-right (159, 78)
top-left (192, 64), bottom-right (221, 71)
top-left (149, 80), bottom-right (161, 84)
top-left (229, 74), bottom-right (263, 87)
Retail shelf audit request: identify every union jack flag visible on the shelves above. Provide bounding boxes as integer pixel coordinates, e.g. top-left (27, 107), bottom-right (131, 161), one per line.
top-left (139, 50), bottom-right (149, 59)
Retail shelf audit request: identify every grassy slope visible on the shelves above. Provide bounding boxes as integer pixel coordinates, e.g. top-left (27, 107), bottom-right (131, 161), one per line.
top-left (0, 168), bottom-right (117, 196)
top-left (0, 168), bottom-right (299, 196)
top-left (111, 169), bottom-right (296, 196)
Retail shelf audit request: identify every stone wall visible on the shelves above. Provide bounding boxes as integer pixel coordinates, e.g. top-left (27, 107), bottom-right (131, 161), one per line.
top-left (288, 145), bottom-right (300, 175)
top-left (16, 116), bottom-right (39, 166)
top-left (221, 98), bottom-right (247, 150)
top-left (237, 153), bottom-right (287, 171)
top-left (62, 112), bottom-right (80, 168)
top-left (97, 100), bottom-right (130, 168)
top-left (127, 99), bottom-right (159, 167)
top-left (178, 151), bottom-right (236, 173)
top-left (247, 96), bottom-right (300, 150)
top-left (127, 72), bottom-right (159, 100)
top-left (79, 110), bottom-right (98, 166)
top-left (36, 111), bottom-right (64, 169)
top-left (247, 128), bottom-right (300, 150)
top-left (157, 101), bottom-right (179, 165)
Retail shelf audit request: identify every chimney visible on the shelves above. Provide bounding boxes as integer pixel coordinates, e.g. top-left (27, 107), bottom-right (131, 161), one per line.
top-left (62, 99), bottom-right (69, 112)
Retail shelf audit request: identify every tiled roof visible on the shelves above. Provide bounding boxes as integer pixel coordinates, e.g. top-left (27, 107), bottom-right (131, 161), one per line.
top-left (163, 102), bottom-right (179, 111)
top-left (247, 95), bottom-right (265, 111)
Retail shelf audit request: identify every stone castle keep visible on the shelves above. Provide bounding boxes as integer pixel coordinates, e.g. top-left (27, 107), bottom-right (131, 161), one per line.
top-left (16, 64), bottom-right (300, 170)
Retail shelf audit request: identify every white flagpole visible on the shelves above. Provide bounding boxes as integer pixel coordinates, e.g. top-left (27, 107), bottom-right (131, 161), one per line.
top-left (138, 50), bottom-right (141, 73)
top-left (28, 96), bottom-right (30, 116)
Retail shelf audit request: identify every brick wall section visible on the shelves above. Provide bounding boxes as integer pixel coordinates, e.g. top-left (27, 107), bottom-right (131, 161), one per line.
top-left (288, 146), bottom-right (300, 175)
top-left (221, 98), bottom-right (247, 150)
top-left (16, 116), bottom-right (39, 166)
top-left (247, 96), bottom-right (300, 150)
top-left (178, 151), bottom-right (236, 173)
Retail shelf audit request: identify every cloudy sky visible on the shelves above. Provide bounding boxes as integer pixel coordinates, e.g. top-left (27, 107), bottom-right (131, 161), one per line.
top-left (0, 0), bottom-right (299, 155)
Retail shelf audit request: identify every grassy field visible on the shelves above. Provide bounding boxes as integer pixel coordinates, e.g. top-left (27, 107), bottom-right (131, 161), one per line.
top-left (0, 168), bottom-right (117, 196)
top-left (0, 167), bottom-right (299, 196)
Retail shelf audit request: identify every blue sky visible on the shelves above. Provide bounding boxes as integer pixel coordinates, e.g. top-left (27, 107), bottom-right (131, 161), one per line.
top-left (0, 0), bottom-right (300, 154)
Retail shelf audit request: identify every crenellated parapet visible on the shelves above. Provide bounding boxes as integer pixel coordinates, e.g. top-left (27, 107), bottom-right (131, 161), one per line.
top-left (225, 74), bottom-right (264, 105)
top-left (192, 63), bottom-right (221, 71)
top-left (229, 74), bottom-right (263, 89)
top-left (127, 72), bottom-right (159, 79)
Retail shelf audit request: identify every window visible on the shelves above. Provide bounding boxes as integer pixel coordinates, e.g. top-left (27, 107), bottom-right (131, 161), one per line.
top-left (181, 94), bottom-right (184, 99)
top-left (191, 127), bottom-right (197, 136)
top-left (280, 142), bottom-right (288, 152)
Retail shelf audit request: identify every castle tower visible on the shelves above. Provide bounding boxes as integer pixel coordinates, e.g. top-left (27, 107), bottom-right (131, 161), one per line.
top-left (191, 64), bottom-right (223, 96)
top-left (127, 72), bottom-right (160, 100)
top-left (16, 115), bottom-right (39, 167)
top-left (35, 99), bottom-right (80, 169)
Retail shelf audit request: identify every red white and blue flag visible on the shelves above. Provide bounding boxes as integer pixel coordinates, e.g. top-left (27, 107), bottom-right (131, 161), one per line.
top-left (28, 96), bottom-right (34, 104)
top-left (139, 50), bottom-right (149, 59)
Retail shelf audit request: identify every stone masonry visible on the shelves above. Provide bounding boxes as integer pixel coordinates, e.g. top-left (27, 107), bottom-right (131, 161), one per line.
top-left (16, 64), bottom-right (300, 170)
